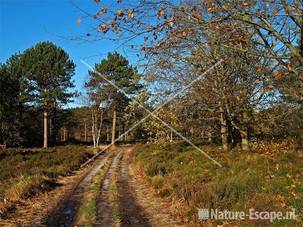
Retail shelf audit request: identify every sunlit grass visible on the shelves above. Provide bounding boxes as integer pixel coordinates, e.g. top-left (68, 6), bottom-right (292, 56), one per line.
top-left (0, 146), bottom-right (95, 207)
top-left (75, 153), bottom-right (115, 226)
top-left (132, 142), bottom-right (303, 225)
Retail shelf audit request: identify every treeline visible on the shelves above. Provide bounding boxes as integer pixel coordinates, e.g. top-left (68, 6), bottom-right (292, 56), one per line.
top-left (74, 0), bottom-right (303, 151)
top-left (1, 42), bottom-right (302, 149)
top-left (0, 41), bottom-right (75, 147)
top-left (0, 47), bottom-right (146, 148)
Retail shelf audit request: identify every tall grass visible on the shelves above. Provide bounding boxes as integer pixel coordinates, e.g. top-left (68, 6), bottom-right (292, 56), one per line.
top-left (0, 146), bottom-right (95, 205)
top-left (132, 142), bottom-right (303, 225)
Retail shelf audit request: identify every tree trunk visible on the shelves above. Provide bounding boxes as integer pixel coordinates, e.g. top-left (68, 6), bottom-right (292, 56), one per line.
top-left (49, 118), bottom-right (52, 145)
top-left (219, 104), bottom-right (228, 151)
top-left (63, 128), bottom-right (66, 141)
top-left (240, 111), bottom-right (249, 151)
top-left (43, 111), bottom-right (48, 148)
top-left (106, 127), bottom-right (110, 142)
top-left (111, 110), bottom-right (117, 145)
top-left (84, 120), bottom-right (87, 142)
top-left (240, 130), bottom-right (249, 151)
top-left (96, 110), bottom-right (103, 147)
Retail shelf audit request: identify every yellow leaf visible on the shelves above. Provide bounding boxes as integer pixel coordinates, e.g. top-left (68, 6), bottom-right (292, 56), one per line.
top-left (127, 9), bottom-right (134, 18)
top-left (222, 4), bottom-right (229, 10)
top-left (157, 8), bottom-right (165, 17)
top-left (76, 18), bottom-right (81, 25)
top-left (287, 64), bottom-right (294, 72)
top-left (117, 9), bottom-right (124, 17)
top-left (207, 7), bottom-right (214, 13)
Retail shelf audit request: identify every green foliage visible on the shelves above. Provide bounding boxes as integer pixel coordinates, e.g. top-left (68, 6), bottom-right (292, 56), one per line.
top-left (0, 42), bottom-right (76, 147)
top-left (86, 52), bottom-right (141, 111)
top-left (20, 41), bottom-right (75, 107)
top-left (0, 64), bottom-right (21, 146)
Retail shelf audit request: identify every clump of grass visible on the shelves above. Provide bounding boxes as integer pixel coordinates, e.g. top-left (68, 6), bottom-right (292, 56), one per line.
top-left (151, 175), bottom-right (164, 189)
top-left (132, 142), bottom-right (303, 225)
top-left (75, 157), bottom-right (113, 226)
top-left (4, 175), bottom-right (51, 202)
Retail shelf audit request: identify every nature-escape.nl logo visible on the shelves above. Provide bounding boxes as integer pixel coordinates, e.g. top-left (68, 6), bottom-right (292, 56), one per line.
top-left (198, 208), bottom-right (296, 223)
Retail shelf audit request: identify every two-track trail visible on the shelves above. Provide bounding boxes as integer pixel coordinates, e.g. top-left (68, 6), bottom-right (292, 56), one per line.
top-left (94, 151), bottom-right (122, 226)
top-left (45, 151), bottom-right (110, 226)
top-left (2, 146), bottom-right (183, 226)
top-left (117, 149), bottom-right (151, 227)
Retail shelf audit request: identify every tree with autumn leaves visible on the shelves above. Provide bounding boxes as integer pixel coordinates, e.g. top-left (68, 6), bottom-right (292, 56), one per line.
top-left (74, 0), bottom-right (302, 149)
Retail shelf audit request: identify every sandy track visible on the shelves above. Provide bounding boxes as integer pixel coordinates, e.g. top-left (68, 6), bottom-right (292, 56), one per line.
top-left (95, 151), bottom-right (122, 226)
top-left (118, 151), bottom-right (151, 227)
top-left (1, 146), bottom-right (183, 227)
top-left (45, 152), bottom-right (109, 227)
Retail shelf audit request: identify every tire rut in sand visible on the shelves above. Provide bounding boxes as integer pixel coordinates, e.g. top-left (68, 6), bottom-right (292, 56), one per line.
top-left (118, 152), bottom-right (151, 227)
top-left (95, 151), bottom-right (122, 226)
top-left (44, 153), bottom-right (109, 227)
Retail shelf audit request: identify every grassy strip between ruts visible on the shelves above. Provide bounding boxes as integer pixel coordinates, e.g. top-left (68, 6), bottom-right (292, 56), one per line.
top-left (74, 153), bottom-right (115, 227)
top-left (0, 145), bottom-right (97, 214)
top-left (132, 142), bottom-right (303, 226)
top-left (108, 153), bottom-right (123, 226)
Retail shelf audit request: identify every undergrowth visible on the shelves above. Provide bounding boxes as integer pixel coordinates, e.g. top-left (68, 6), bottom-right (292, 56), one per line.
top-left (0, 146), bottom-right (96, 208)
top-left (132, 142), bottom-right (303, 226)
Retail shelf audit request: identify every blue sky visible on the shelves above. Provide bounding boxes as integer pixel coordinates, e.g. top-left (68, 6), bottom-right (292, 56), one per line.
top-left (0, 0), bottom-right (141, 107)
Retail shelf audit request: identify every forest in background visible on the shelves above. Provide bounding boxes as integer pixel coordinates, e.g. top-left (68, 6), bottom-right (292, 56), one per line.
top-left (1, 0), bottom-right (302, 150)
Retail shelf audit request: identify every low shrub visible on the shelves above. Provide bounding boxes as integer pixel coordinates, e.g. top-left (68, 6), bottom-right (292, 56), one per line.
top-left (132, 142), bottom-right (303, 225)
top-left (4, 175), bottom-right (51, 202)
top-left (0, 146), bottom-right (94, 204)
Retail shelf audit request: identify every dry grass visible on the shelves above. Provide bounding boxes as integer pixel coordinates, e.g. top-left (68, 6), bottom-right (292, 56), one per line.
top-left (132, 142), bottom-right (303, 226)
top-left (0, 145), bottom-right (95, 213)
top-left (108, 154), bottom-right (123, 226)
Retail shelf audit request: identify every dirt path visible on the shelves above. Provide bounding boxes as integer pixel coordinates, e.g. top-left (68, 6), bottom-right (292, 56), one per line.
top-left (95, 151), bottom-right (122, 226)
top-left (122, 148), bottom-right (185, 227)
top-left (45, 152), bottom-right (110, 227)
top-left (118, 151), bottom-right (151, 227)
top-left (1, 146), bottom-right (183, 227)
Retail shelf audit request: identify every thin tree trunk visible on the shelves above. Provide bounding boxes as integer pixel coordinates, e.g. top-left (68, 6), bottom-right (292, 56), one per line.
top-left (91, 109), bottom-right (96, 147)
top-left (207, 130), bottom-right (212, 143)
top-left (106, 127), bottom-right (110, 142)
top-left (240, 111), bottom-right (249, 151)
top-left (219, 104), bottom-right (228, 151)
top-left (43, 111), bottom-right (48, 148)
top-left (49, 118), bottom-right (53, 139)
top-left (84, 119), bottom-right (87, 142)
top-left (96, 110), bottom-right (103, 147)
top-left (63, 128), bottom-right (66, 141)
top-left (111, 110), bottom-right (117, 145)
